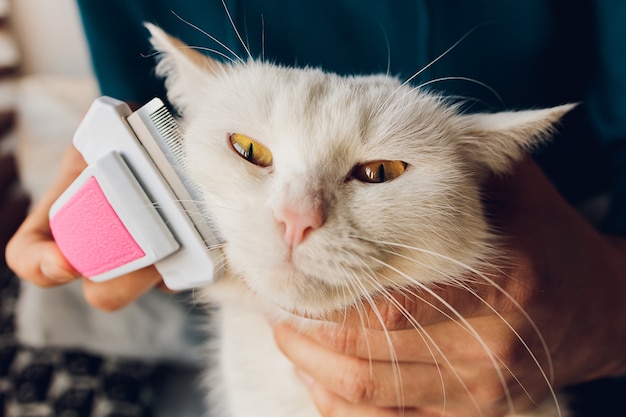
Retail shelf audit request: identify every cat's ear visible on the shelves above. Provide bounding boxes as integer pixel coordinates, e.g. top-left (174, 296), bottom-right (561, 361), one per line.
top-left (145, 23), bottom-right (225, 114)
top-left (458, 103), bottom-right (576, 173)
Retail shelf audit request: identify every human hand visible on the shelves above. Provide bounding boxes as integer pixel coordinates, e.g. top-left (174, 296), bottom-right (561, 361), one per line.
top-left (274, 159), bottom-right (626, 417)
top-left (5, 145), bottom-right (164, 311)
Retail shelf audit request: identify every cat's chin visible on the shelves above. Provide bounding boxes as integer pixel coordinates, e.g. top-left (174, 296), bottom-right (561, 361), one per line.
top-left (240, 266), bottom-right (365, 317)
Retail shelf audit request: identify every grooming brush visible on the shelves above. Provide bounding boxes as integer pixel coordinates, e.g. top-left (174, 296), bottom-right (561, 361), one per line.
top-left (49, 97), bottom-right (221, 290)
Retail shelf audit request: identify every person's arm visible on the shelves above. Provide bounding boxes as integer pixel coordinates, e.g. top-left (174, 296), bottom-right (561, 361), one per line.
top-left (274, 159), bottom-right (626, 417)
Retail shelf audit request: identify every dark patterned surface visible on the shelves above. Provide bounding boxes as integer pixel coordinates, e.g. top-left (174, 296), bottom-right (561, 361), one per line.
top-left (0, 264), bottom-right (160, 417)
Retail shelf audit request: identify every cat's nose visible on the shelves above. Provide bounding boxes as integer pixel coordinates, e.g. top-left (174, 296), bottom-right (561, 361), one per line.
top-left (274, 206), bottom-right (325, 251)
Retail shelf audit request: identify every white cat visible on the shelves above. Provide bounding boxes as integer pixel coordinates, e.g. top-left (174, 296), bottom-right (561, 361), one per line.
top-left (147, 24), bottom-right (573, 417)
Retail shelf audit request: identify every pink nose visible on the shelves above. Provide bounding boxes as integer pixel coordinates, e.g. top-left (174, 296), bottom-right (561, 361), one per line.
top-left (274, 206), bottom-right (325, 251)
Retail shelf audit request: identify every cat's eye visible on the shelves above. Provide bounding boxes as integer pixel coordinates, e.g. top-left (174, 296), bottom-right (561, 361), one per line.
top-left (351, 160), bottom-right (408, 183)
top-left (229, 133), bottom-right (273, 167)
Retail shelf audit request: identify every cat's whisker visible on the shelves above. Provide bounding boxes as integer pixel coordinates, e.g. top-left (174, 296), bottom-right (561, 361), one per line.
top-left (368, 256), bottom-right (515, 416)
top-left (405, 25), bottom-right (485, 89)
top-left (171, 10), bottom-right (246, 64)
top-left (452, 283), bottom-right (550, 409)
top-left (342, 251), bottom-right (475, 416)
top-left (205, 248), bottom-right (228, 266)
top-left (492, 355), bottom-right (538, 408)
top-left (318, 264), bottom-right (386, 394)
top-left (260, 14), bottom-right (266, 62)
top-left (341, 254), bottom-right (386, 369)
top-left (413, 76), bottom-right (503, 106)
top-left (360, 263), bottom-right (491, 417)
top-left (180, 46), bottom-right (238, 64)
top-left (366, 239), bottom-right (562, 416)
top-left (380, 239), bottom-right (556, 381)
top-left (458, 276), bottom-right (557, 385)
top-left (219, 0), bottom-right (254, 62)
top-left (347, 269), bottom-right (407, 411)
top-left (377, 23), bottom-right (392, 78)
top-left (367, 251), bottom-right (508, 416)
top-left (443, 94), bottom-right (499, 110)
top-left (346, 277), bottom-right (378, 369)
top-left (377, 249), bottom-right (540, 406)
top-left (328, 262), bottom-right (359, 328)
top-left (378, 24), bottom-right (487, 112)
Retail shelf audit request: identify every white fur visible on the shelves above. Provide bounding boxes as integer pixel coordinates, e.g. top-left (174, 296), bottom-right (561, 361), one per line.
top-left (147, 24), bottom-right (573, 417)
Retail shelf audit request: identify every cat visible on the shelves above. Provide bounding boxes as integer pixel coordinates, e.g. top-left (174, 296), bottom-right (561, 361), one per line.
top-left (146, 24), bottom-right (573, 417)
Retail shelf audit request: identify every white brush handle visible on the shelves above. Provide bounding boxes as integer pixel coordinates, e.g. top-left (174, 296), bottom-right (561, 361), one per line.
top-left (50, 96), bottom-right (220, 289)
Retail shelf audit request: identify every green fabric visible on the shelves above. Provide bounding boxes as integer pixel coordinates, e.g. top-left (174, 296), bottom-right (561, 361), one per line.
top-left (76, 0), bottom-right (626, 235)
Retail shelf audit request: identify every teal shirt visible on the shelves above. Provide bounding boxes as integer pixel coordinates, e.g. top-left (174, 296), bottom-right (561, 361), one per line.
top-left (76, 0), bottom-right (626, 235)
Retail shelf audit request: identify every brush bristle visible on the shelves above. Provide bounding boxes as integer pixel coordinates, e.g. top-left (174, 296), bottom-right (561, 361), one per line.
top-left (146, 105), bottom-right (205, 203)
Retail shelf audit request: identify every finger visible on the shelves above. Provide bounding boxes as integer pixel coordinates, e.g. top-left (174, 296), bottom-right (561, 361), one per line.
top-left (295, 323), bottom-right (458, 363)
top-left (275, 324), bottom-right (450, 407)
top-left (6, 228), bottom-right (80, 286)
top-left (305, 374), bottom-right (531, 417)
top-left (297, 323), bottom-right (435, 362)
top-left (82, 265), bottom-right (162, 311)
top-left (300, 313), bottom-right (524, 363)
top-left (278, 325), bottom-right (540, 416)
top-left (5, 146), bottom-right (86, 285)
top-left (320, 285), bottom-right (499, 332)
top-left (303, 379), bottom-right (423, 417)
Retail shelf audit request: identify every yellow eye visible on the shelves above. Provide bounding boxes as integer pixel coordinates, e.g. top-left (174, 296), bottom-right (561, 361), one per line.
top-left (352, 160), bottom-right (408, 183)
top-left (229, 133), bottom-right (273, 167)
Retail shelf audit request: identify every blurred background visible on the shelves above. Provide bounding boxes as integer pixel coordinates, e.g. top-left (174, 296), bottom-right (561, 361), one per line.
top-left (1, 0), bottom-right (94, 251)
top-left (12, 0), bottom-right (91, 76)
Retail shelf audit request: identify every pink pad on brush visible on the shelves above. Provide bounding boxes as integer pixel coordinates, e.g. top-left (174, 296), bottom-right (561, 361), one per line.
top-left (49, 151), bottom-right (180, 282)
top-left (49, 176), bottom-right (145, 277)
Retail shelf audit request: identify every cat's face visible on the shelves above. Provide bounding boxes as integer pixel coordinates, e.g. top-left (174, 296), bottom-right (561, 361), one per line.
top-left (148, 24), bottom-right (572, 315)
